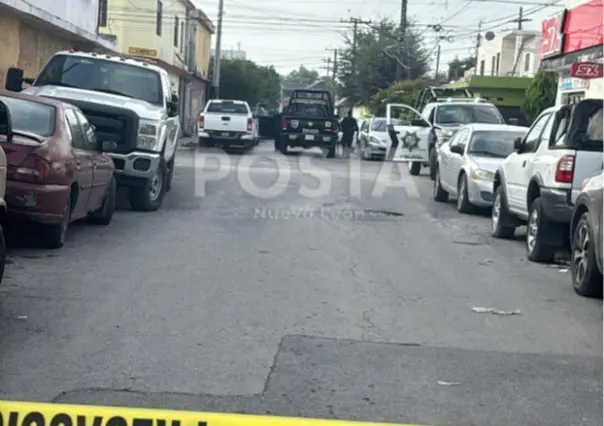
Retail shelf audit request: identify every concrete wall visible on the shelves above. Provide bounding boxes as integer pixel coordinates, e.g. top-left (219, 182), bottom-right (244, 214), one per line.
top-left (194, 20), bottom-right (212, 78)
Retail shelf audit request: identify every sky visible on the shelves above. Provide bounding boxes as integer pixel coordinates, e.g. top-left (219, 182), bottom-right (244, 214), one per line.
top-left (194, 0), bottom-right (565, 77)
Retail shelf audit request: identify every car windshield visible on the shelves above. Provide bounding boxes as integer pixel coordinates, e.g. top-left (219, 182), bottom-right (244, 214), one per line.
top-left (207, 102), bottom-right (249, 114)
top-left (0, 96), bottom-right (55, 137)
top-left (468, 130), bottom-right (526, 158)
top-left (371, 119), bottom-right (387, 131)
top-left (436, 104), bottom-right (504, 125)
top-left (34, 55), bottom-right (163, 106)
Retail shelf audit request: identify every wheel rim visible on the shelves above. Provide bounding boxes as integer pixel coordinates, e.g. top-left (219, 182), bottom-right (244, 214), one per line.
top-left (572, 223), bottom-right (590, 287)
top-left (492, 193), bottom-right (500, 232)
top-left (527, 208), bottom-right (539, 253)
top-left (149, 166), bottom-right (163, 201)
top-left (457, 179), bottom-right (465, 209)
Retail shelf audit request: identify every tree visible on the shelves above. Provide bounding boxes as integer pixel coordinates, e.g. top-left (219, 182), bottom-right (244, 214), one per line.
top-left (282, 66), bottom-right (320, 87)
top-left (337, 19), bottom-right (430, 104)
top-left (209, 59), bottom-right (281, 108)
top-left (368, 79), bottom-right (431, 116)
top-left (447, 56), bottom-right (475, 81)
top-left (523, 70), bottom-right (558, 123)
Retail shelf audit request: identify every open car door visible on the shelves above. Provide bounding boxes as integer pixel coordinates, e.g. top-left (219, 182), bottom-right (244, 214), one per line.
top-left (385, 103), bottom-right (432, 164)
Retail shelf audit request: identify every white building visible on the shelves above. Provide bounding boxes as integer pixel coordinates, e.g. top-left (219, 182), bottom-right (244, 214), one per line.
top-left (476, 30), bottom-right (542, 77)
top-left (211, 47), bottom-right (246, 60)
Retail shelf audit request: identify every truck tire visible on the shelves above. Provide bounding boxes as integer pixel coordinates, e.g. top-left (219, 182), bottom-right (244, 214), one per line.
top-left (409, 161), bottom-right (421, 175)
top-left (166, 156), bottom-right (175, 192)
top-left (89, 177), bottom-right (116, 225)
top-left (43, 195), bottom-right (72, 249)
top-left (128, 159), bottom-right (167, 211)
top-left (277, 138), bottom-right (288, 155)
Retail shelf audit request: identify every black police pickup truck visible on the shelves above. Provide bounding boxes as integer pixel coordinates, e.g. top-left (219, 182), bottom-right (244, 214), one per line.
top-left (276, 89), bottom-right (338, 158)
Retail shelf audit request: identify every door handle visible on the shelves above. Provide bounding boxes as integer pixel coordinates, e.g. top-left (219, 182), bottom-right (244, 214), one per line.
top-left (522, 160), bottom-right (527, 167)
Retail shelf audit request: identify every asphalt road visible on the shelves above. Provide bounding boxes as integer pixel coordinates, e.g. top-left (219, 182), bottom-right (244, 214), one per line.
top-left (0, 141), bottom-right (602, 426)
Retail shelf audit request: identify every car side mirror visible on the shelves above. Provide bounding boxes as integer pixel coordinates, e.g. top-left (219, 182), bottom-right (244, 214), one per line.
top-left (513, 136), bottom-right (523, 151)
top-left (6, 67), bottom-right (25, 92)
top-left (411, 119), bottom-right (429, 127)
top-left (450, 145), bottom-right (464, 155)
top-left (101, 140), bottom-right (117, 151)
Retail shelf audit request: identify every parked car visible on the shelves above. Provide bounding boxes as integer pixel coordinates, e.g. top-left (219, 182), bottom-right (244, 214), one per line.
top-left (0, 101), bottom-right (8, 284)
top-left (432, 124), bottom-right (528, 212)
top-left (0, 90), bottom-right (116, 248)
top-left (198, 99), bottom-right (259, 149)
top-left (491, 99), bottom-right (603, 262)
top-left (358, 117), bottom-right (389, 160)
top-left (569, 169), bottom-right (603, 298)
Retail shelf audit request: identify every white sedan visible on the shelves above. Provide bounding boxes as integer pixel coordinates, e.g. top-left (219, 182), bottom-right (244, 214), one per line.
top-left (432, 123), bottom-right (529, 213)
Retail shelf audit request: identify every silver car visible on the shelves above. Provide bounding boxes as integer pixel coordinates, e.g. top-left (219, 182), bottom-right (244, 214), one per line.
top-left (358, 117), bottom-right (395, 160)
top-left (432, 123), bottom-right (528, 212)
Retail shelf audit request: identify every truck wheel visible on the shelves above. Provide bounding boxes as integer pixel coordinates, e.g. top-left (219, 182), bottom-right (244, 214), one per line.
top-left (0, 225), bottom-right (5, 285)
top-left (409, 161), bottom-right (421, 175)
top-left (571, 213), bottom-right (603, 298)
top-left (429, 148), bottom-right (437, 180)
top-left (491, 185), bottom-right (516, 239)
top-left (43, 196), bottom-right (72, 249)
top-left (527, 197), bottom-right (556, 262)
top-left (89, 177), bottom-right (116, 225)
top-left (278, 139), bottom-right (288, 155)
top-left (128, 159), bottom-right (167, 211)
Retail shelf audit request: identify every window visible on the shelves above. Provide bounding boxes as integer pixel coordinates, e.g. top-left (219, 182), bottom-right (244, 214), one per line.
top-left (587, 108), bottom-right (603, 142)
top-left (360, 120), bottom-right (370, 132)
top-left (468, 130), bottom-right (526, 158)
top-left (73, 109), bottom-right (98, 150)
top-left (98, 0), bottom-right (108, 27)
top-left (496, 53), bottom-right (500, 75)
top-left (174, 16), bottom-right (179, 46)
top-left (0, 96), bottom-right (56, 137)
top-left (523, 113), bottom-right (551, 152)
top-left (435, 104), bottom-right (504, 125)
top-left (206, 101), bottom-right (249, 114)
top-left (450, 128), bottom-right (469, 151)
top-left (65, 109), bottom-right (87, 149)
top-left (156, 0), bottom-right (162, 36)
top-left (524, 53), bottom-right (531, 72)
top-left (480, 60), bottom-right (485, 75)
top-left (34, 55), bottom-right (164, 105)
top-left (180, 21), bottom-right (184, 51)
top-left (491, 56), bottom-right (496, 76)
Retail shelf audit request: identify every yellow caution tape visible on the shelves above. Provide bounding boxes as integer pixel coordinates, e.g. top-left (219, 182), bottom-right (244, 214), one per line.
top-left (0, 401), bottom-right (426, 426)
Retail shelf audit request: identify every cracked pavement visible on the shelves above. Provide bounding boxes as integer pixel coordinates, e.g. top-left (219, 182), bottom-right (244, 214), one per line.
top-left (0, 142), bottom-right (602, 426)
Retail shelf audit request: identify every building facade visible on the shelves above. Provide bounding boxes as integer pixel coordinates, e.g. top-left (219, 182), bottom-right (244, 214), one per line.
top-left (99, 0), bottom-right (214, 135)
top-left (477, 30), bottom-right (542, 78)
top-left (0, 0), bottom-right (117, 88)
top-left (539, 0), bottom-right (603, 105)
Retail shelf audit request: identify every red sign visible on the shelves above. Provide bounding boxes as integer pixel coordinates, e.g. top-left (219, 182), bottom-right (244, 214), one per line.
top-left (570, 62), bottom-right (604, 79)
top-left (563, 0), bottom-right (604, 54)
top-left (540, 11), bottom-right (567, 59)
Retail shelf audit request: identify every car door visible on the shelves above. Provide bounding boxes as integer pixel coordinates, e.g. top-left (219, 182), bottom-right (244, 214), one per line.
top-left (162, 73), bottom-right (180, 162)
top-left (73, 108), bottom-right (112, 211)
top-left (449, 128), bottom-right (471, 195)
top-left (441, 129), bottom-right (467, 190)
top-left (385, 103), bottom-right (432, 162)
top-left (64, 108), bottom-right (94, 219)
top-left (505, 112), bottom-right (552, 212)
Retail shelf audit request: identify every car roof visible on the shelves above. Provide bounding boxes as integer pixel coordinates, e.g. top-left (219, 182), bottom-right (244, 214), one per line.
top-left (210, 99), bottom-right (247, 104)
top-left (464, 123), bottom-right (529, 132)
top-left (430, 101), bottom-right (497, 107)
top-left (0, 89), bottom-right (66, 109)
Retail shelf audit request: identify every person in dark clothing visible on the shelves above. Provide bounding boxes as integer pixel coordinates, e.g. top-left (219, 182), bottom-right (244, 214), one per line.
top-left (340, 110), bottom-right (358, 156)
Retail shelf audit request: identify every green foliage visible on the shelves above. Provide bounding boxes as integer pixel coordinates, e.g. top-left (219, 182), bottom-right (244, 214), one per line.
top-left (368, 79), bottom-right (431, 116)
top-left (209, 58), bottom-right (281, 108)
top-left (337, 19), bottom-right (430, 104)
top-left (447, 56), bottom-right (475, 81)
top-left (522, 70), bottom-right (558, 123)
top-left (282, 66), bottom-right (320, 87)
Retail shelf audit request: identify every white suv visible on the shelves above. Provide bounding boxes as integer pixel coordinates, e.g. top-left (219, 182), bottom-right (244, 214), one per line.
top-left (491, 99), bottom-right (603, 262)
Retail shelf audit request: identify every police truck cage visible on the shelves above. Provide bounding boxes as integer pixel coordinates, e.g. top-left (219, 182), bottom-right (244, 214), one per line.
top-left (414, 87), bottom-right (475, 112)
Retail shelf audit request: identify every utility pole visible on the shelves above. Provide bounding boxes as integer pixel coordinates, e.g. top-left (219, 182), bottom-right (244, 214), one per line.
top-left (473, 20), bottom-right (483, 75)
top-left (350, 18), bottom-right (360, 78)
top-left (511, 6), bottom-right (532, 29)
top-left (211, 0), bottom-right (224, 98)
top-left (435, 44), bottom-right (441, 80)
top-left (396, 0), bottom-right (408, 80)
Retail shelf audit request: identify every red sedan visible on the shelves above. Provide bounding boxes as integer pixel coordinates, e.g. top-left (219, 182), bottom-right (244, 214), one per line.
top-left (0, 90), bottom-right (116, 248)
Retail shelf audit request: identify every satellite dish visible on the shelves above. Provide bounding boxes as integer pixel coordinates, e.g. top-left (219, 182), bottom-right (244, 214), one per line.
top-left (485, 31), bottom-right (495, 41)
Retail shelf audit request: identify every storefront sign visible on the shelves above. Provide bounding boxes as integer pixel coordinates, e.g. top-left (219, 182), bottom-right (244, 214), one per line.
top-left (563, 0), bottom-right (603, 55)
top-left (559, 74), bottom-right (590, 91)
top-left (570, 62), bottom-right (603, 79)
top-left (540, 10), bottom-right (567, 59)
top-left (128, 47), bottom-right (158, 56)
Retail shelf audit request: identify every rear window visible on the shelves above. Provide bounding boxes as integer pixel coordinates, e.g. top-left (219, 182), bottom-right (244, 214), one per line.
top-left (206, 102), bottom-right (249, 114)
top-left (0, 96), bottom-right (56, 137)
top-left (286, 100), bottom-right (329, 117)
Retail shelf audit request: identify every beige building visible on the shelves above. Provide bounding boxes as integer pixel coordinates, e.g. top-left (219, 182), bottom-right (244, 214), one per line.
top-left (476, 30), bottom-right (542, 78)
top-left (99, 0), bottom-right (214, 135)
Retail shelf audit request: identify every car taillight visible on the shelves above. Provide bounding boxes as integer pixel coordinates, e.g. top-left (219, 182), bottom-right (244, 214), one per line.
top-left (9, 154), bottom-right (51, 182)
top-left (555, 154), bottom-right (575, 184)
top-left (281, 119), bottom-right (288, 130)
top-left (247, 118), bottom-right (253, 132)
top-left (198, 114), bottom-right (204, 129)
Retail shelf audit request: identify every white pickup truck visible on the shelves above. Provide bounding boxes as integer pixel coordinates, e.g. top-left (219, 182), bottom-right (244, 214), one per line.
top-left (198, 99), bottom-right (258, 149)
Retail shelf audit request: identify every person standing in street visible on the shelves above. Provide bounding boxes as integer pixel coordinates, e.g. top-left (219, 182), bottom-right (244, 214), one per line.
top-left (340, 110), bottom-right (358, 157)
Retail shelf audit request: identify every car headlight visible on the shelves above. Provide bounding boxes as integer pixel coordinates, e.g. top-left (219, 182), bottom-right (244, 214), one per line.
top-left (368, 137), bottom-right (386, 147)
top-left (471, 169), bottom-right (495, 181)
top-left (137, 120), bottom-right (161, 151)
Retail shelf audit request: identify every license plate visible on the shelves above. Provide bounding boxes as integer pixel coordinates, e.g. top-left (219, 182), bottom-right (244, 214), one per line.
top-left (305, 134), bottom-right (315, 141)
top-left (221, 132), bottom-right (230, 137)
